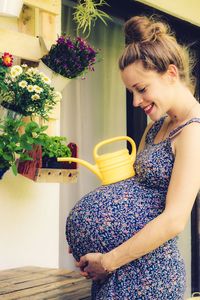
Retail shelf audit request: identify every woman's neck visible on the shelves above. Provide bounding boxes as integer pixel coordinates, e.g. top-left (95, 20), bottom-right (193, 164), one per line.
top-left (167, 86), bottom-right (198, 125)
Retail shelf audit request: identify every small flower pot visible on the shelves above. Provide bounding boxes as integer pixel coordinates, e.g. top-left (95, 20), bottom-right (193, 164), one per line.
top-left (38, 61), bottom-right (71, 92)
top-left (0, 0), bottom-right (23, 17)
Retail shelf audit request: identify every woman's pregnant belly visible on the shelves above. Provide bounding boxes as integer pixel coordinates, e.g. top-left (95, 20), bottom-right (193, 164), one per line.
top-left (66, 177), bottom-right (166, 261)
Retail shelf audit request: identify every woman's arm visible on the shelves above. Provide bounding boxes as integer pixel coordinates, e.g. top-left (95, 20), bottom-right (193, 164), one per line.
top-left (77, 123), bottom-right (200, 279)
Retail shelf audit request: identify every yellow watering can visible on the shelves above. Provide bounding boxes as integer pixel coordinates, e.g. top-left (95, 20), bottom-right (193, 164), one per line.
top-left (58, 136), bottom-right (136, 185)
top-left (187, 293), bottom-right (200, 300)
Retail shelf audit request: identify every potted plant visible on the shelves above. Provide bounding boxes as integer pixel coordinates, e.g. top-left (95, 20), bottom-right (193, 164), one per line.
top-left (39, 36), bottom-right (99, 91)
top-left (17, 133), bottom-right (77, 182)
top-left (0, 62), bottom-right (62, 120)
top-left (73, 0), bottom-right (111, 37)
top-left (0, 117), bottom-right (47, 179)
top-left (41, 135), bottom-right (73, 169)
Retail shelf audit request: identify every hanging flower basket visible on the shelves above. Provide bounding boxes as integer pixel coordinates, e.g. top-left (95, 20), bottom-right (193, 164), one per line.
top-left (38, 61), bottom-right (71, 92)
top-left (0, 0), bottom-right (23, 18)
top-left (0, 105), bottom-right (22, 121)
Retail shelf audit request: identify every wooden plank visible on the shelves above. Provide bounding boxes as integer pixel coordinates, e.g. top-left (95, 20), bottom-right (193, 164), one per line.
top-left (40, 11), bottom-right (57, 40)
top-left (19, 280), bottom-right (91, 299)
top-left (0, 267), bottom-right (91, 300)
top-left (18, 5), bottom-right (36, 36)
top-left (0, 277), bottom-right (86, 299)
top-left (0, 266), bottom-right (57, 282)
top-left (0, 271), bottom-right (72, 288)
top-left (0, 275), bottom-right (70, 294)
top-left (24, 0), bottom-right (61, 15)
top-left (0, 28), bottom-right (42, 61)
top-left (35, 169), bottom-right (78, 183)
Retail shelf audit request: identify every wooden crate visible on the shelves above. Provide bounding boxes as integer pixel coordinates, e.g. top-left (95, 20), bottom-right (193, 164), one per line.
top-left (0, 266), bottom-right (91, 299)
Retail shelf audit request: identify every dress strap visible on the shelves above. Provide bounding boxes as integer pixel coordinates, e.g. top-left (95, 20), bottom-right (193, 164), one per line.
top-left (145, 116), bottom-right (166, 144)
top-left (169, 118), bottom-right (200, 139)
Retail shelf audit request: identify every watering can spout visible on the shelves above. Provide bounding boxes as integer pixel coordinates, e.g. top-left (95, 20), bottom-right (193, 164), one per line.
top-left (57, 157), bottom-right (102, 181)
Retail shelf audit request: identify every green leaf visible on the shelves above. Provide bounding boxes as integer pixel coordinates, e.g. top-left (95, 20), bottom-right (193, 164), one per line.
top-left (11, 163), bottom-right (18, 176)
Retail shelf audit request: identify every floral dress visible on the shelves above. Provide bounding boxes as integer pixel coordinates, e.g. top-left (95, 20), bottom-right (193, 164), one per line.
top-left (66, 117), bottom-right (200, 300)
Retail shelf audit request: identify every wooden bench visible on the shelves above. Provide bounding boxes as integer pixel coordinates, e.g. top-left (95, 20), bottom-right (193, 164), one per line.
top-left (0, 266), bottom-right (91, 299)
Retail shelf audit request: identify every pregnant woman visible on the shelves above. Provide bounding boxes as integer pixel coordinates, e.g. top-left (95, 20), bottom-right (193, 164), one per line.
top-left (66, 15), bottom-right (200, 299)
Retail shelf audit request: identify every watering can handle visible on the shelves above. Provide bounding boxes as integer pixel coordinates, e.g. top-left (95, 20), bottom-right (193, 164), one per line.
top-left (93, 136), bottom-right (136, 163)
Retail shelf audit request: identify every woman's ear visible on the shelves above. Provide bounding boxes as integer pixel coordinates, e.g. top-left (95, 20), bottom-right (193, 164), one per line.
top-left (166, 64), bottom-right (179, 81)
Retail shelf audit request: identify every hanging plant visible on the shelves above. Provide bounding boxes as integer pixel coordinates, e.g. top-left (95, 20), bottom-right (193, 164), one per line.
top-left (73, 0), bottom-right (112, 37)
top-left (41, 36), bottom-right (99, 80)
top-left (0, 58), bottom-right (62, 120)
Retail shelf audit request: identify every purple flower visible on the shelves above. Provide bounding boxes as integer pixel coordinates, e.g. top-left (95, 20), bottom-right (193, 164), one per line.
top-left (42, 35), bottom-right (100, 79)
top-left (57, 36), bottom-right (65, 44)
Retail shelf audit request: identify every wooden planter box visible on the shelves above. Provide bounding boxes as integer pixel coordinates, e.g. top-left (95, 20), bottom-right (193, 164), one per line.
top-left (17, 143), bottom-right (78, 183)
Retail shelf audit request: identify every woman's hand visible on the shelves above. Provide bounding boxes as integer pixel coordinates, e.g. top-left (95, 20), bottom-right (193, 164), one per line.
top-left (76, 253), bottom-right (110, 281)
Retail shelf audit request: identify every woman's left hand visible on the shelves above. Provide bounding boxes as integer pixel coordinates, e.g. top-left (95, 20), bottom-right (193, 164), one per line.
top-left (76, 253), bottom-right (109, 281)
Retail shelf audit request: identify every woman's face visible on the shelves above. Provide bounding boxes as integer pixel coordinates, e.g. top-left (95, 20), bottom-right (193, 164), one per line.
top-left (121, 61), bottom-right (176, 121)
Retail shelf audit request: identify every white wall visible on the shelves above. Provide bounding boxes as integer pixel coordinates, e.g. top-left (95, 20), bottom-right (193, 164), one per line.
top-left (0, 12), bottom-right (61, 270)
top-left (0, 172), bottom-right (60, 269)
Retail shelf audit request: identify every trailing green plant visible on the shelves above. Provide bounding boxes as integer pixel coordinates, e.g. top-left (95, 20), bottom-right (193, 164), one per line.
top-left (73, 0), bottom-right (112, 37)
top-left (0, 117), bottom-right (48, 175)
top-left (40, 135), bottom-right (72, 158)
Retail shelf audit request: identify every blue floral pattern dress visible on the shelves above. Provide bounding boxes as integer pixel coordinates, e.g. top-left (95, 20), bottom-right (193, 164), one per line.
top-left (66, 117), bottom-right (200, 300)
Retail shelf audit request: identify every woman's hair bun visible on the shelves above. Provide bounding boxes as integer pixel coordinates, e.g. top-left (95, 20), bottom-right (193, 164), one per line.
top-left (125, 15), bottom-right (168, 45)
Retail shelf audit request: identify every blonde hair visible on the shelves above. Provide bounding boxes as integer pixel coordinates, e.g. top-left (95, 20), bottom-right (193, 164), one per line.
top-left (119, 16), bottom-right (195, 92)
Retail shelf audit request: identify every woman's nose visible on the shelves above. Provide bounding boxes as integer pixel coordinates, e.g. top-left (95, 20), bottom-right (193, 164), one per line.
top-left (133, 94), bottom-right (143, 107)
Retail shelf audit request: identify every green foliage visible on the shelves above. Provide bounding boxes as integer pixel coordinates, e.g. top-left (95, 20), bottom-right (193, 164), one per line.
top-left (0, 117), bottom-right (48, 175)
top-left (73, 0), bottom-right (112, 37)
top-left (41, 135), bottom-right (72, 158)
top-left (0, 65), bottom-right (62, 120)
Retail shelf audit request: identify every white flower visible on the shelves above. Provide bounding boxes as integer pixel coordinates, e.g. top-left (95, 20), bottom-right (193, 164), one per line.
top-left (34, 85), bottom-right (43, 93)
top-left (27, 85), bottom-right (34, 92)
top-left (26, 67), bottom-right (39, 75)
top-left (21, 64), bottom-right (28, 68)
top-left (31, 94), bottom-right (40, 100)
top-left (19, 80), bottom-right (28, 88)
top-left (42, 76), bottom-right (51, 85)
top-left (10, 65), bottom-right (23, 78)
top-left (54, 91), bottom-right (62, 101)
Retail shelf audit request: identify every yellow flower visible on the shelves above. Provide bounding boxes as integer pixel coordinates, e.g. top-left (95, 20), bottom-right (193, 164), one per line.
top-left (31, 94), bottom-right (40, 100)
top-left (19, 80), bottom-right (28, 88)
top-left (42, 76), bottom-right (51, 85)
top-left (54, 91), bottom-right (62, 101)
top-left (34, 85), bottom-right (43, 93)
top-left (26, 67), bottom-right (38, 75)
top-left (10, 65), bottom-right (23, 78)
top-left (40, 72), bottom-right (51, 84)
top-left (27, 85), bottom-right (34, 92)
